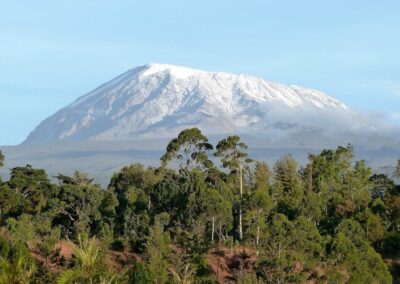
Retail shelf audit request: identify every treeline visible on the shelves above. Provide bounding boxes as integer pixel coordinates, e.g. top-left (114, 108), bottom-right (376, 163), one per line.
top-left (0, 128), bottom-right (399, 283)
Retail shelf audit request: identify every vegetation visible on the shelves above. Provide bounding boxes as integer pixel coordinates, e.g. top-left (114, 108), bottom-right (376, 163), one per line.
top-left (0, 129), bottom-right (399, 283)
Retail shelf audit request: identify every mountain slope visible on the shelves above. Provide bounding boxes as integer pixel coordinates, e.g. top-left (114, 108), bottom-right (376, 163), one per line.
top-left (24, 64), bottom-right (384, 146)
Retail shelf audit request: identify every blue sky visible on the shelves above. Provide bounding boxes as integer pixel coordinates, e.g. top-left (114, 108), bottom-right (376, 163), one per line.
top-left (0, 0), bottom-right (399, 145)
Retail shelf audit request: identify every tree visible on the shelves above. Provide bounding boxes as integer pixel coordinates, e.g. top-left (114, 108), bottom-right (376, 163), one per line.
top-left (362, 210), bottom-right (385, 244)
top-left (331, 220), bottom-right (392, 283)
top-left (370, 174), bottom-right (396, 199)
top-left (245, 165), bottom-right (273, 253)
top-left (198, 187), bottom-right (232, 244)
top-left (55, 172), bottom-right (103, 238)
top-left (215, 135), bottom-right (252, 240)
top-left (161, 128), bottom-right (214, 170)
top-left (258, 213), bottom-right (293, 283)
top-left (108, 163), bottom-right (161, 243)
top-left (273, 155), bottom-right (303, 219)
top-left (145, 216), bottom-right (171, 283)
top-left (215, 135), bottom-right (252, 173)
top-left (252, 161), bottom-right (271, 193)
top-left (7, 165), bottom-right (56, 216)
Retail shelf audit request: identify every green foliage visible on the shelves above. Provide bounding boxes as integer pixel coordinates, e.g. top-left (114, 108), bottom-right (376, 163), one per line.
top-left (6, 165), bottom-right (56, 216)
top-left (0, 236), bottom-right (36, 284)
top-left (161, 128), bottom-right (214, 170)
top-left (57, 234), bottom-right (126, 284)
top-left (257, 214), bottom-right (324, 283)
top-left (0, 130), bottom-right (398, 282)
top-left (144, 218), bottom-right (171, 283)
top-left (215, 135), bottom-right (252, 173)
top-left (331, 232), bottom-right (391, 283)
top-left (252, 161), bottom-right (271, 192)
top-left (55, 172), bottom-right (104, 238)
top-left (273, 155), bottom-right (303, 218)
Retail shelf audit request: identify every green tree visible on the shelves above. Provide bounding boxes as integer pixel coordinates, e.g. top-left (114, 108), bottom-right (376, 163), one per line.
top-left (331, 220), bottom-right (392, 283)
top-left (7, 165), bottom-right (56, 216)
top-left (145, 216), bottom-right (171, 283)
top-left (55, 172), bottom-right (103, 238)
top-left (273, 155), bottom-right (303, 219)
top-left (244, 166), bottom-right (273, 253)
top-left (161, 128), bottom-right (214, 170)
top-left (252, 161), bottom-right (271, 193)
top-left (257, 214), bottom-right (297, 283)
top-left (108, 163), bottom-right (161, 246)
top-left (215, 135), bottom-right (252, 240)
top-left (198, 187), bottom-right (232, 244)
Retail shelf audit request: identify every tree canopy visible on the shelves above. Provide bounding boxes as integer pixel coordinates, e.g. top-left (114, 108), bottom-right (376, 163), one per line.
top-left (0, 130), bottom-right (398, 283)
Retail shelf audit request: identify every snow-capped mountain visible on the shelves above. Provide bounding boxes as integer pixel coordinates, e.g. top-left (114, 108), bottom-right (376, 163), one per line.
top-left (23, 64), bottom-right (385, 146)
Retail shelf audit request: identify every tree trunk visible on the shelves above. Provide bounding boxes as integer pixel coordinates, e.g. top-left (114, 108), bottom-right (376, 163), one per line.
top-left (211, 217), bottom-right (215, 244)
top-left (256, 225), bottom-right (260, 256)
top-left (239, 165), bottom-right (243, 240)
top-left (148, 196), bottom-right (151, 211)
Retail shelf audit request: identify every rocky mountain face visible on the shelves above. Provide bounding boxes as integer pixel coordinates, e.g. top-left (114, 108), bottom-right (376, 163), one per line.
top-left (24, 63), bottom-right (383, 148)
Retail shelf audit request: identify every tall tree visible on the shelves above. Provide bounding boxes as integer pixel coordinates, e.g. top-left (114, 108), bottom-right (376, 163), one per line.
top-left (215, 135), bottom-right (252, 240)
top-left (146, 216), bottom-right (171, 283)
top-left (252, 161), bottom-right (271, 193)
top-left (245, 187), bottom-right (272, 253)
top-left (273, 155), bottom-right (303, 219)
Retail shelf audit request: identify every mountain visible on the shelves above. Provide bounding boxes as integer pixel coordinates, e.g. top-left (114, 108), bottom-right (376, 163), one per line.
top-left (3, 63), bottom-right (397, 184)
top-left (23, 63), bottom-right (388, 148)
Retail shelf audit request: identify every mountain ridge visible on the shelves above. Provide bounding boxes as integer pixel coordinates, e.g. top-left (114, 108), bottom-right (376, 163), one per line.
top-left (23, 63), bottom-right (382, 146)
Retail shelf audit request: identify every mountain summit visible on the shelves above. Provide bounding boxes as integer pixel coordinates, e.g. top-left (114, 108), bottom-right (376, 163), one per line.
top-left (24, 64), bottom-right (377, 146)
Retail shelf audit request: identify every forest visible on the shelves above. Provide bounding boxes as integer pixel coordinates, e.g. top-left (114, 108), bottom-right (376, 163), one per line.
top-left (0, 128), bottom-right (399, 283)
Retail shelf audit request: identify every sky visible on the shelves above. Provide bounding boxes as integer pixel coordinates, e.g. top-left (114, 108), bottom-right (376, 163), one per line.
top-left (0, 0), bottom-right (399, 145)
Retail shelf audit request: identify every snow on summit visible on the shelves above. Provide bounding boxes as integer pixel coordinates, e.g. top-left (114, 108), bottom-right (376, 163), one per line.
top-left (141, 63), bottom-right (200, 79)
top-left (24, 63), bottom-right (373, 145)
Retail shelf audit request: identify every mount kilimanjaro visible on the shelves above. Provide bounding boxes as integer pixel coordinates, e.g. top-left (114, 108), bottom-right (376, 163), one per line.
top-left (2, 64), bottom-right (398, 183)
top-left (23, 63), bottom-right (382, 147)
